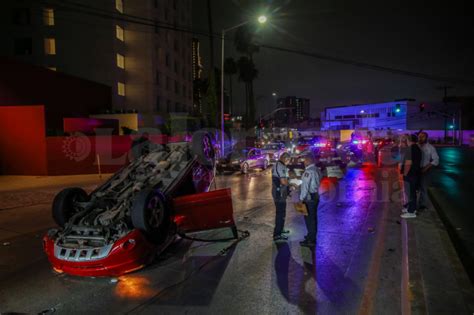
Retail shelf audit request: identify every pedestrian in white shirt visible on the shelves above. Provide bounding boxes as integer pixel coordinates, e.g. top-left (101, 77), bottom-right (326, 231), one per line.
top-left (418, 132), bottom-right (439, 210)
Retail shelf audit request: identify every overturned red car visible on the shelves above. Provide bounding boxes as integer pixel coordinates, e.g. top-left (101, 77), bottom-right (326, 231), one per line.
top-left (43, 132), bottom-right (237, 277)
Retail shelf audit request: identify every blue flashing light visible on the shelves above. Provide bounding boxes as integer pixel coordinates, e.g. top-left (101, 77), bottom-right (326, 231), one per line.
top-left (352, 140), bottom-right (359, 144)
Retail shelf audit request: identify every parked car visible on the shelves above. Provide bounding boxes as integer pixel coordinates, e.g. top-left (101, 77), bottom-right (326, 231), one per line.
top-left (293, 136), bottom-right (332, 154)
top-left (217, 147), bottom-right (269, 174)
top-left (43, 132), bottom-right (237, 277)
top-left (288, 144), bottom-right (349, 178)
top-left (260, 143), bottom-right (287, 162)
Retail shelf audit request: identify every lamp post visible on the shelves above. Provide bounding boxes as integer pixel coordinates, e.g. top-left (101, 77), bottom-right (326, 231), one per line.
top-left (220, 15), bottom-right (267, 157)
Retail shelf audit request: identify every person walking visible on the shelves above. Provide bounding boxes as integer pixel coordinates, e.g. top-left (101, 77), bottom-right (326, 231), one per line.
top-left (272, 152), bottom-right (291, 241)
top-left (299, 155), bottom-right (322, 247)
top-left (418, 131), bottom-right (439, 211)
top-left (401, 134), bottom-right (422, 219)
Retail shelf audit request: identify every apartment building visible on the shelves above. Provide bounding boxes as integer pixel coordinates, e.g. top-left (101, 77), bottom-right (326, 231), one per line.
top-left (0, 0), bottom-right (193, 127)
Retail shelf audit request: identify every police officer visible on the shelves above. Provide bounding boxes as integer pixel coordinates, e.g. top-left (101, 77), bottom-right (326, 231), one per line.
top-left (299, 154), bottom-right (321, 247)
top-left (272, 152), bottom-right (291, 241)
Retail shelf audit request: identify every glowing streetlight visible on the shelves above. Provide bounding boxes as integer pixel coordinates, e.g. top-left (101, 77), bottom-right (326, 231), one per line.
top-left (258, 15), bottom-right (268, 24)
top-left (272, 92), bottom-right (277, 96)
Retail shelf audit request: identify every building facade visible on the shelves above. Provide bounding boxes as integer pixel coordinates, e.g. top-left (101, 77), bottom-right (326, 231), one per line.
top-left (0, 0), bottom-right (193, 127)
top-left (275, 96), bottom-right (310, 125)
top-left (322, 100), bottom-right (414, 130)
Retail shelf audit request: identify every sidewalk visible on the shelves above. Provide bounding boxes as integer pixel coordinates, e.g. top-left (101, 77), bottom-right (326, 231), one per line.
top-left (0, 174), bottom-right (111, 210)
top-left (406, 196), bottom-right (474, 314)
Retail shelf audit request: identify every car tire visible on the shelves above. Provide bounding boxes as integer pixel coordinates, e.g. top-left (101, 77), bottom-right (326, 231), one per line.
top-left (52, 188), bottom-right (89, 227)
top-left (131, 188), bottom-right (171, 244)
top-left (241, 163), bottom-right (249, 174)
top-left (192, 131), bottom-right (215, 168)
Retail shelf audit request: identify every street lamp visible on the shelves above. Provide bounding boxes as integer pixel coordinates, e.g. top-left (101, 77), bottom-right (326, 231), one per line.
top-left (272, 92), bottom-right (277, 96)
top-left (220, 15), bottom-right (267, 156)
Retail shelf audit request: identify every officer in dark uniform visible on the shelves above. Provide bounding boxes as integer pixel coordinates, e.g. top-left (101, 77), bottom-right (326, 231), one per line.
top-left (299, 154), bottom-right (321, 247)
top-left (272, 152), bottom-right (291, 241)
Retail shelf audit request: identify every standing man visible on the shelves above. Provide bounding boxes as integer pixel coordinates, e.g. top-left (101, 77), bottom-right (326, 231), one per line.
top-left (272, 152), bottom-right (291, 241)
top-left (418, 131), bottom-right (439, 211)
top-left (401, 134), bottom-right (422, 219)
top-left (299, 155), bottom-right (322, 247)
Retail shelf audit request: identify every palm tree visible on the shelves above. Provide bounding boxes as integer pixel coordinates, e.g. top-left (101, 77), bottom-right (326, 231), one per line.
top-left (224, 57), bottom-right (237, 115)
top-left (234, 26), bottom-right (260, 129)
top-left (237, 56), bottom-right (258, 129)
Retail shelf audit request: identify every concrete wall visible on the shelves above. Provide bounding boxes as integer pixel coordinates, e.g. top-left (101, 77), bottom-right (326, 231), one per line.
top-left (0, 105), bottom-right (48, 175)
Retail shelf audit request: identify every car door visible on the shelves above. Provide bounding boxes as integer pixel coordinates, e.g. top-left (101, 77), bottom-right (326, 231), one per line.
top-left (247, 149), bottom-right (257, 167)
top-left (172, 188), bottom-right (236, 233)
top-left (254, 149), bottom-right (265, 167)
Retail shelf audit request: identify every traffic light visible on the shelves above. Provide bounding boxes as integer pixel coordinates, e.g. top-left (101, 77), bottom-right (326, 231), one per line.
top-left (419, 103), bottom-right (426, 112)
top-left (395, 104), bottom-right (401, 113)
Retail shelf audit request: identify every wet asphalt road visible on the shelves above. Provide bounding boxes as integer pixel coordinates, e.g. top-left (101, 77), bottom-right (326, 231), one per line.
top-left (0, 165), bottom-right (405, 315)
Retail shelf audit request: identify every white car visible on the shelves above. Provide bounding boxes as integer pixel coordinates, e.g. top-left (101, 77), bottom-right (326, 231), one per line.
top-left (260, 143), bottom-right (287, 163)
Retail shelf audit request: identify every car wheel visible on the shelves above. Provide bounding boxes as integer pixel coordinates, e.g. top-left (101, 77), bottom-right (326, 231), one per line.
top-left (52, 188), bottom-right (89, 227)
top-left (131, 188), bottom-right (171, 244)
top-left (241, 163), bottom-right (249, 174)
top-left (192, 131), bottom-right (215, 168)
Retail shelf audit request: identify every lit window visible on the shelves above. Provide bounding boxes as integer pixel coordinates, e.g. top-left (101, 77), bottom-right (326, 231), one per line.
top-left (116, 25), bottom-right (124, 41)
top-left (43, 8), bottom-right (54, 26)
top-left (116, 54), bottom-right (125, 69)
top-left (116, 0), bottom-right (123, 13)
top-left (118, 82), bottom-right (125, 96)
top-left (44, 38), bottom-right (56, 55)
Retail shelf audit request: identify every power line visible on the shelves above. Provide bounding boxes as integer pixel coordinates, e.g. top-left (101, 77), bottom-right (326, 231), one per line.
top-left (259, 44), bottom-right (474, 86)
top-left (39, 0), bottom-right (474, 87)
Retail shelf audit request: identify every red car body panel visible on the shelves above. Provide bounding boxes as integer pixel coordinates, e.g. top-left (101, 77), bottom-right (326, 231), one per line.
top-left (43, 229), bottom-right (156, 277)
top-left (43, 189), bottom-right (235, 277)
top-left (173, 188), bottom-right (235, 232)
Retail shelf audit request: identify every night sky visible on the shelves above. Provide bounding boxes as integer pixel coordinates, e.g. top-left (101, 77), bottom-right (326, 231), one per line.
top-left (193, 0), bottom-right (474, 117)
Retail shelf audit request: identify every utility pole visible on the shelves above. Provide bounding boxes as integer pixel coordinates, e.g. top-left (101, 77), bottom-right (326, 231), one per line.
top-left (436, 85), bottom-right (454, 143)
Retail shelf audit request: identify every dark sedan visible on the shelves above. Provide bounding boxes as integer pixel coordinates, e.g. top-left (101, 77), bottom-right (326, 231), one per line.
top-left (217, 148), bottom-right (270, 174)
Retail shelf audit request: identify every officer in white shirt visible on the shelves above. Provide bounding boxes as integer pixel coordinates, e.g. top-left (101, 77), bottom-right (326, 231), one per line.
top-left (418, 132), bottom-right (439, 210)
top-left (272, 152), bottom-right (291, 241)
top-left (299, 154), bottom-right (322, 247)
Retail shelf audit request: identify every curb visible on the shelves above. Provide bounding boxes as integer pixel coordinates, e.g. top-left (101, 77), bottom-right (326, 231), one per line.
top-left (428, 187), bottom-right (474, 283)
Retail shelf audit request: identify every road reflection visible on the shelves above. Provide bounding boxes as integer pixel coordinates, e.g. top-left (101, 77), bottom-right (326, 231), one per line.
top-left (114, 275), bottom-right (155, 300)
